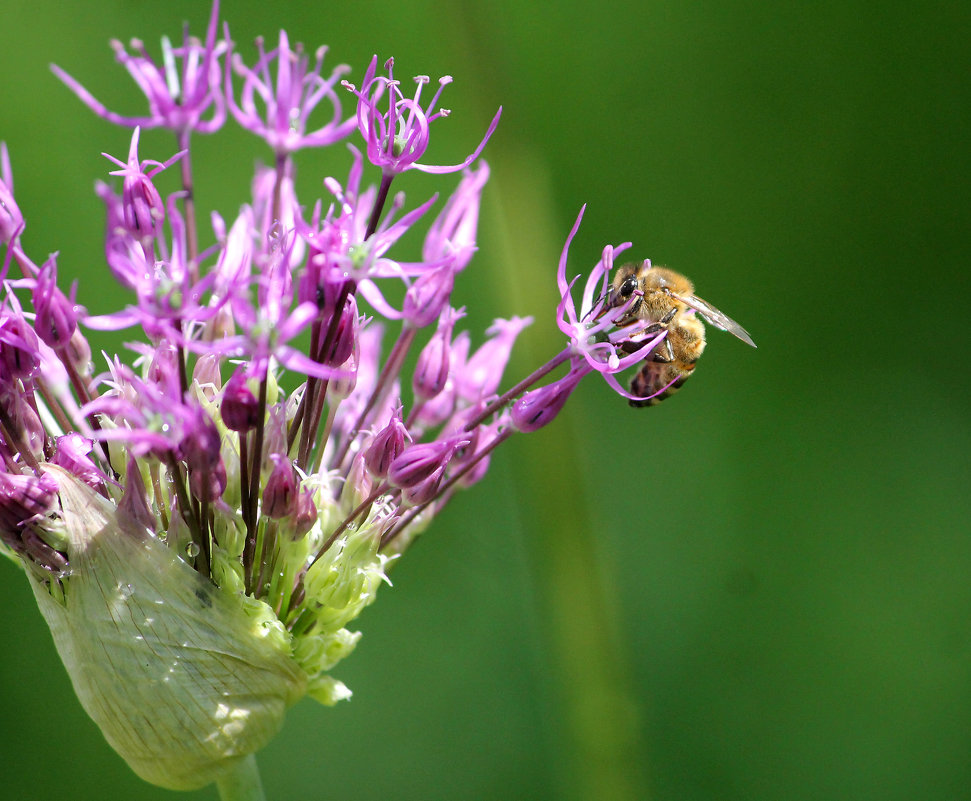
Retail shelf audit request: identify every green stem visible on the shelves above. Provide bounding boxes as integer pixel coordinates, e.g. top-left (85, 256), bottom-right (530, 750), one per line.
top-left (216, 754), bottom-right (266, 801)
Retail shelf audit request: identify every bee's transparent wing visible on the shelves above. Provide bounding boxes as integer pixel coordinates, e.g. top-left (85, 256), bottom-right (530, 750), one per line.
top-left (671, 292), bottom-right (757, 348)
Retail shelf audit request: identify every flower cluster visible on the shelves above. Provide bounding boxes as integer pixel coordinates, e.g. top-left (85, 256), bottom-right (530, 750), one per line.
top-left (0, 1), bottom-right (672, 794)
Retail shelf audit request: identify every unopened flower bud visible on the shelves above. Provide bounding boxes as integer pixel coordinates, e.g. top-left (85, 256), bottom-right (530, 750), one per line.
top-left (340, 451), bottom-right (373, 510)
top-left (105, 128), bottom-right (172, 244)
top-left (318, 296), bottom-right (358, 367)
top-left (290, 486), bottom-right (318, 539)
top-left (192, 353), bottom-right (223, 399)
top-left (263, 454), bottom-right (297, 519)
top-left (402, 264), bottom-right (454, 327)
top-left (0, 312), bottom-right (41, 381)
top-left (413, 307), bottom-right (461, 401)
top-left (388, 436), bottom-right (466, 506)
top-left (363, 406), bottom-right (410, 479)
top-left (33, 256), bottom-right (80, 350)
top-left (328, 345), bottom-right (359, 401)
top-left (0, 470), bottom-right (58, 543)
top-left (118, 457), bottom-right (157, 535)
top-left (511, 368), bottom-right (584, 433)
top-left (221, 368), bottom-right (260, 432)
top-left (180, 411), bottom-right (226, 502)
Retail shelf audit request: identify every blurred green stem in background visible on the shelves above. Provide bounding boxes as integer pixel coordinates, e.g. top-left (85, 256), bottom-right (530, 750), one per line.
top-left (486, 146), bottom-right (651, 801)
top-left (438, 6), bottom-right (651, 794)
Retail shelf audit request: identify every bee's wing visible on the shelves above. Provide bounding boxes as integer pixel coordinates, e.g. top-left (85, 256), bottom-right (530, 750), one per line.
top-left (671, 291), bottom-right (757, 348)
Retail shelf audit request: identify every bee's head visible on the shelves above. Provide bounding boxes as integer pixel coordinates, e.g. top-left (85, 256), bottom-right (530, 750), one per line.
top-left (602, 263), bottom-right (644, 322)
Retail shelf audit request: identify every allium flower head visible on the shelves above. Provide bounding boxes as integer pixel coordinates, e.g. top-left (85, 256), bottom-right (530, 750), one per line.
top-left (0, 3), bottom-right (748, 797)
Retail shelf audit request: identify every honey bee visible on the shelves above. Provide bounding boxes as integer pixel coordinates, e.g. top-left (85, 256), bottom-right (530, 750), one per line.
top-left (604, 261), bottom-right (756, 406)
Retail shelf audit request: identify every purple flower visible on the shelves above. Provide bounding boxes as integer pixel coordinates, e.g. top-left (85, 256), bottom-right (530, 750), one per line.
top-left (555, 206), bottom-right (667, 401)
top-left (102, 128), bottom-right (185, 245)
top-left (180, 402), bottom-right (227, 502)
top-left (32, 255), bottom-right (82, 351)
top-left (51, 434), bottom-right (106, 489)
top-left (51, 0), bottom-right (226, 134)
top-left (221, 367), bottom-right (260, 432)
top-left (401, 263), bottom-right (455, 328)
top-left (413, 307), bottom-right (463, 401)
top-left (262, 453), bottom-right (298, 519)
top-left (420, 162), bottom-right (489, 270)
top-left (0, 304), bottom-right (41, 382)
top-left (454, 316), bottom-right (533, 402)
top-left (0, 142), bottom-right (25, 246)
top-left (364, 405), bottom-right (411, 479)
top-left (344, 56), bottom-right (502, 175)
top-left (388, 435), bottom-right (468, 506)
top-left (226, 27), bottom-right (356, 154)
top-left (0, 471), bottom-right (60, 561)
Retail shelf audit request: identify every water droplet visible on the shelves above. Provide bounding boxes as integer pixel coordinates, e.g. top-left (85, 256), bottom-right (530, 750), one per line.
top-left (185, 542), bottom-right (200, 559)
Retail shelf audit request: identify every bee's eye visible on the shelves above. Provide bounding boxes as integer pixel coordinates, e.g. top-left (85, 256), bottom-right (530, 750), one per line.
top-left (620, 277), bottom-right (638, 297)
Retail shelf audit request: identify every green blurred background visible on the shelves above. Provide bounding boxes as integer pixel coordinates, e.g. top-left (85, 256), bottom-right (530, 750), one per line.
top-left (1, 0), bottom-right (969, 799)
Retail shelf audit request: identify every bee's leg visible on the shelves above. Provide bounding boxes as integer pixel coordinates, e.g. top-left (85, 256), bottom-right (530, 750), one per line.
top-left (618, 311), bottom-right (677, 357)
top-left (651, 337), bottom-right (675, 363)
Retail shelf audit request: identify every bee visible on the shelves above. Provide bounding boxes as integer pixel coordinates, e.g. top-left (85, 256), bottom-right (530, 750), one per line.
top-left (604, 261), bottom-right (756, 407)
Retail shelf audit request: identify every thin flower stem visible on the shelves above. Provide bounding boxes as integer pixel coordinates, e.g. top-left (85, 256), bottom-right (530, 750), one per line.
top-left (176, 130), bottom-right (199, 283)
top-left (255, 519), bottom-right (278, 598)
top-left (240, 433), bottom-right (255, 588)
top-left (463, 348), bottom-right (571, 432)
top-left (365, 172), bottom-right (394, 240)
top-left (310, 401), bottom-right (338, 475)
top-left (288, 321), bottom-right (321, 458)
top-left (165, 453), bottom-right (205, 560)
top-left (215, 754), bottom-right (266, 801)
top-left (32, 378), bottom-right (75, 439)
top-left (311, 480), bottom-right (391, 566)
top-left (248, 377), bottom-right (269, 526)
top-left (272, 152), bottom-right (287, 227)
top-left (296, 287), bottom-right (351, 470)
top-left (173, 319), bottom-right (190, 398)
top-left (404, 400), bottom-right (425, 429)
top-left (243, 377), bottom-right (269, 593)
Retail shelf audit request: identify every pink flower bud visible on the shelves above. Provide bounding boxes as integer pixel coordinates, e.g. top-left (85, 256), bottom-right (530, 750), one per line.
top-left (32, 256), bottom-right (80, 351)
top-left (221, 368), bottom-right (261, 433)
top-left (388, 436), bottom-right (466, 506)
top-left (363, 406), bottom-right (410, 478)
top-left (0, 471), bottom-right (58, 545)
top-left (413, 307), bottom-right (461, 401)
top-left (510, 368), bottom-right (584, 433)
top-left (262, 454), bottom-right (298, 519)
top-left (402, 264), bottom-right (454, 328)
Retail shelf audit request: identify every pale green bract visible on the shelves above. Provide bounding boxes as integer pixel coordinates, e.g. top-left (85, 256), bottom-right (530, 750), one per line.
top-left (26, 467), bottom-right (385, 790)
